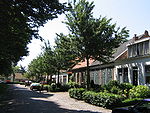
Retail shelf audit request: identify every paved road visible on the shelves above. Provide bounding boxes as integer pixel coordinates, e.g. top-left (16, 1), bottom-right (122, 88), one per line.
top-left (0, 84), bottom-right (112, 113)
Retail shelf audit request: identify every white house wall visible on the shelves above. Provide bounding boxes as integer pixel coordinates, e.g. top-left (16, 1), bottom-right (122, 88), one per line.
top-left (115, 57), bottom-right (150, 85)
top-left (90, 70), bottom-right (101, 85)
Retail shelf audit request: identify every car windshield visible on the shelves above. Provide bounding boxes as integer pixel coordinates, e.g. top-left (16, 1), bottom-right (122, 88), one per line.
top-left (133, 101), bottom-right (150, 113)
top-left (31, 83), bottom-right (40, 86)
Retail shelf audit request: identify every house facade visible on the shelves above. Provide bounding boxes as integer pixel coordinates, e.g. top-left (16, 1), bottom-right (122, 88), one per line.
top-left (89, 61), bottom-right (114, 85)
top-left (71, 30), bottom-right (150, 86)
top-left (114, 30), bottom-right (150, 85)
top-left (71, 59), bottom-right (93, 85)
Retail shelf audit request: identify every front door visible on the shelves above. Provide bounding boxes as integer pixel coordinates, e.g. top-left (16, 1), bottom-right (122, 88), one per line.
top-left (133, 67), bottom-right (138, 86)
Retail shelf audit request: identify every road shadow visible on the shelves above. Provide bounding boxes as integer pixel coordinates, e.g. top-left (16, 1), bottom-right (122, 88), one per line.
top-left (0, 84), bottom-right (105, 113)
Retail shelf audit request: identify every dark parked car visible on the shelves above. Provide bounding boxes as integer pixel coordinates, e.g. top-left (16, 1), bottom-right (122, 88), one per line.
top-left (112, 99), bottom-right (150, 113)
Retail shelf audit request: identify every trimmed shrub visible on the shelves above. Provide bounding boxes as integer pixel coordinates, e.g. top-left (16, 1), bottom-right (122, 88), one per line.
top-left (49, 83), bottom-right (57, 92)
top-left (42, 85), bottom-right (50, 91)
top-left (67, 81), bottom-right (79, 88)
top-left (120, 83), bottom-right (133, 97)
top-left (68, 88), bottom-right (86, 100)
top-left (120, 83), bottom-right (133, 90)
top-left (110, 86), bottom-right (122, 94)
top-left (107, 80), bottom-right (120, 88)
top-left (59, 84), bottom-right (70, 92)
top-left (103, 80), bottom-right (120, 92)
top-left (129, 85), bottom-right (150, 98)
top-left (121, 98), bottom-right (143, 106)
top-left (82, 91), bottom-right (124, 108)
top-left (48, 83), bottom-right (70, 92)
top-left (90, 84), bottom-right (104, 92)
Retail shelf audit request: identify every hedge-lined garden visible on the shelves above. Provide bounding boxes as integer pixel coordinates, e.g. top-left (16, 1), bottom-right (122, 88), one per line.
top-left (68, 80), bottom-right (150, 109)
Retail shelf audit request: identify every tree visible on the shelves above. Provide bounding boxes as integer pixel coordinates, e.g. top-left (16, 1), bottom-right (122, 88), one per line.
top-left (12, 65), bottom-right (26, 82)
top-left (65, 0), bottom-right (129, 89)
top-left (27, 56), bottom-right (44, 81)
top-left (53, 33), bottom-right (78, 84)
top-left (41, 41), bottom-right (57, 83)
top-left (0, 0), bottom-right (67, 76)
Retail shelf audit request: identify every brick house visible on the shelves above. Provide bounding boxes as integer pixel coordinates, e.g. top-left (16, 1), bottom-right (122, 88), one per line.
top-left (71, 59), bottom-right (94, 85)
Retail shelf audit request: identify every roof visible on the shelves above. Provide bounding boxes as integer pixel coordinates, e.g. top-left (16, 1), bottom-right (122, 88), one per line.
top-left (90, 39), bottom-right (133, 67)
top-left (113, 39), bottom-right (133, 61)
top-left (72, 59), bottom-right (94, 70)
top-left (90, 60), bottom-right (101, 66)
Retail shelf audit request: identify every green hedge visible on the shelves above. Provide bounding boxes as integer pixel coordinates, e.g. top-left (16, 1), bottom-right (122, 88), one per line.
top-left (68, 88), bottom-right (124, 109)
top-left (121, 98), bottom-right (143, 106)
top-left (102, 80), bottom-right (133, 97)
top-left (67, 81), bottom-right (79, 88)
top-left (68, 88), bottom-right (86, 100)
top-left (48, 83), bottom-right (70, 92)
top-left (82, 91), bottom-right (124, 108)
top-left (129, 85), bottom-right (150, 98)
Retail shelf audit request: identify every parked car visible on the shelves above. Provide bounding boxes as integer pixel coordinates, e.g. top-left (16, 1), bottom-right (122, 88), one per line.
top-left (40, 81), bottom-right (48, 85)
top-left (30, 83), bottom-right (41, 91)
top-left (5, 80), bottom-right (11, 84)
top-left (25, 80), bottom-right (32, 87)
top-left (112, 99), bottom-right (150, 113)
top-left (0, 80), bottom-right (4, 83)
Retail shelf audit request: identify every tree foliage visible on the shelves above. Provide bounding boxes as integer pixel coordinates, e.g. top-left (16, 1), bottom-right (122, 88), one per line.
top-left (27, 55), bottom-right (45, 81)
top-left (26, 34), bottom-right (78, 83)
top-left (65, 0), bottom-right (129, 89)
top-left (0, 0), bottom-right (67, 76)
top-left (54, 33), bottom-right (78, 70)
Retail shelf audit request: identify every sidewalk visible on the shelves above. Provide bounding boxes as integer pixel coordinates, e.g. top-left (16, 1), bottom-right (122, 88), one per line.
top-left (45, 91), bottom-right (112, 113)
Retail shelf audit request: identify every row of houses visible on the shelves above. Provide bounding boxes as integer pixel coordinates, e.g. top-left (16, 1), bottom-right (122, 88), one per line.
top-left (70, 30), bottom-right (150, 86)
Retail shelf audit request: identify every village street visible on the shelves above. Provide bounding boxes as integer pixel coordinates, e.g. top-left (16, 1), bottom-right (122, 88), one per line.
top-left (0, 84), bottom-right (111, 113)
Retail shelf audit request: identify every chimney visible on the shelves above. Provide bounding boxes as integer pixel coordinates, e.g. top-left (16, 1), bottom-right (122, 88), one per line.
top-left (134, 34), bottom-right (137, 37)
top-left (144, 30), bottom-right (149, 36)
top-left (133, 34), bottom-right (138, 41)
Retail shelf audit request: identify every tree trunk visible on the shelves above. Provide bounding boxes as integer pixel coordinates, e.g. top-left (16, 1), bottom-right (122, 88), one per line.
top-left (86, 57), bottom-right (90, 90)
top-left (12, 72), bottom-right (16, 82)
top-left (57, 70), bottom-right (60, 84)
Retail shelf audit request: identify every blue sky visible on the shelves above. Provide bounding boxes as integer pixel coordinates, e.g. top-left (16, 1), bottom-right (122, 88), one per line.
top-left (18, 0), bottom-right (150, 68)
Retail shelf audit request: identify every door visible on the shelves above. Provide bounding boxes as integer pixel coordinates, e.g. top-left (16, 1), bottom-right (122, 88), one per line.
top-left (133, 67), bottom-right (138, 86)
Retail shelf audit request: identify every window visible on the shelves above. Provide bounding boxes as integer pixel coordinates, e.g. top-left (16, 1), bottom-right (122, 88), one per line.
top-left (123, 68), bottom-right (129, 83)
top-left (118, 68), bottom-right (123, 83)
top-left (139, 42), bottom-right (144, 55)
top-left (128, 45), bottom-right (132, 57)
top-left (107, 68), bottom-right (113, 83)
top-left (132, 44), bottom-right (137, 57)
top-left (145, 65), bottom-right (150, 84)
top-left (94, 72), bottom-right (99, 84)
top-left (118, 68), bottom-right (129, 83)
top-left (145, 65), bottom-right (150, 73)
top-left (128, 40), bottom-right (150, 58)
top-left (102, 69), bottom-right (106, 85)
top-left (146, 76), bottom-right (150, 84)
top-left (144, 41), bottom-right (149, 55)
